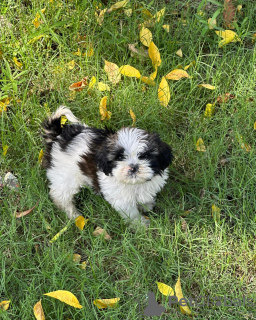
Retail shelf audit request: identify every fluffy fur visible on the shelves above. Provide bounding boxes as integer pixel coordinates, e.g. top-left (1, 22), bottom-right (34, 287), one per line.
top-left (42, 106), bottom-right (174, 226)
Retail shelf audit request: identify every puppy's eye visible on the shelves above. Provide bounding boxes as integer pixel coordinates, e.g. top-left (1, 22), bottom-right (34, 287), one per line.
top-left (138, 152), bottom-right (150, 160)
top-left (115, 154), bottom-right (125, 161)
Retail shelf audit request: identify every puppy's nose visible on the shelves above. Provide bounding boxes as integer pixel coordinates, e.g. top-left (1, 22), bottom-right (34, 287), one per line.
top-left (129, 164), bottom-right (139, 174)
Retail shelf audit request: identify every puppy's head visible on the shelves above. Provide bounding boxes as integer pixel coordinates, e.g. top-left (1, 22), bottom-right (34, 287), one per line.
top-left (96, 127), bottom-right (174, 184)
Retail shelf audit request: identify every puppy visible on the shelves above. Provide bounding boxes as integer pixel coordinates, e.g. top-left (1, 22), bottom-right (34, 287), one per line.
top-left (42, 106), bottom-right (174, 226)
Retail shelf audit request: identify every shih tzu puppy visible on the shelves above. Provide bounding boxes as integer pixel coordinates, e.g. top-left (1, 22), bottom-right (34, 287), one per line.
top-left (42, 106), bottom-right (174, 226)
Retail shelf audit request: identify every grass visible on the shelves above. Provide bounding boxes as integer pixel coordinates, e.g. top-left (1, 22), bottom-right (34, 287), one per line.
top-left (1, 0), bottom-right (256, 318)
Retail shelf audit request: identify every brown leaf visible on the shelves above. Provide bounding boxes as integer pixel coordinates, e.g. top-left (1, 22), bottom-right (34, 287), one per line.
top-left (69, 77), bottom-right (88, 91)
top-left (93, 227), bottom-right (111, 240)
top-left (14, 202), bottom-right (38, 218)
top-left (217, 93), bottom-right (235, 104)
top-left (223, 0), bottom-right (236, 29)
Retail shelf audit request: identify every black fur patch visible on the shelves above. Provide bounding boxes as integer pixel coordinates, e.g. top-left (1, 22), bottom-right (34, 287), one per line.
top-left (59, 124), bottom-right (87, 150)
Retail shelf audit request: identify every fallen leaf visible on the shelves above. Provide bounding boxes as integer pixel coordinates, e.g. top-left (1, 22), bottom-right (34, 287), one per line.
top-left (162, 24), bottom-right (170, 32)
top-left (75, 216), bottom-right (87, 230)
top-left (239, 135), bottom-right (251, 152)
top-left (28, 34), bottom-right (45, 44)
top-left (98, 82), bottom-right (110, 91)
top-left (0, 300), bottom-right (10, 311)
top-left (237, 5), bottom-right (242, 12)
top-left (165, 69), bottom-right (189, 80)
top-left (176, 48), bottom-right (182, 57)
top-left (95, 8), bottom-right (107, 25)
top-left (157, 282), bottom-right (174, 296)
top-left (140, 27), bottom-right (152, 47)
top-left (196, 138), bottom-right (206, 152)
top-left (198, 83), bottom-right (215, 90)
top-left (13, 57), bottom-right (22, 69)
top-left (0, 101), bottom-right (7, 113)
top-left (181, 218), bottom-right (187, 231)
top-left (50, 226), bottom-right (68, 243)
top-left (148, 41), bottom-right (161, 68)
top-left (184, 60), bottom-right (195, 70)
top-left (73, 48), bottom-right (82, 56)
top-left (107, 0), bottom-right (129, 13)
top-left (33, 300), bottom-right (45, 320)
top-left (99, 97), bottom-right (111, 121)
top-left (212, 204), bottom-right (220, 223)
top-left (216, 93), bottom-right (235, 103)
top-left (44, 290), bottom-right (83, 309)
top-left (3, 145), bottom-right (8, 156)
top-left (67, 60), bottom-right (75, 70)
top-left (153, 8), bottom-right (165, 22)
top-left (175, 277), bottom-right (192, 316)
top-left (73, 254), bottom-right (81, 263)
top-left (93, 298), bottom-right (120, 309)
top-left (223, 0), bottom-right (236, 29)
top-left (140, 76), bottom-right (156, 86)
top-left (60, 116), bottom-right (67, 127)
top-left (128, 43), bottom-right (148, 58)
top-left (85, 44), bottom-right (94, 57)
top-left (80, 261), bottom-right (87, 269)
top-left (69, 77), bottom-right (88, 91)
top-left (119, 65), bottom-right (141, 78)
top-left (124, 8), bottom-right (132, 17)
top-left (88, 76), bottom-right (97, 91)
top-left (208, 17), bottom-right (217, 29)
top-left (149, 69), bottom-right (157, 80)
top-left (104, 60), bottom-right (121, 84)
top-left (93, 226), bottom-right (111, 240)
top-left (32, 8), bottom-right (46, 28)
top-left (158, 77), bottom-right (170, 107)
top-left (14, 203), bottom-right (38, 218)
top-left (130, 109), bottom-right (136, 126)
top-left (204, 103), bottom-right (215, 117)
top-left (215, 30), bottom-right (241, 47)
top-left (254, 122), bottom-right (256, 130)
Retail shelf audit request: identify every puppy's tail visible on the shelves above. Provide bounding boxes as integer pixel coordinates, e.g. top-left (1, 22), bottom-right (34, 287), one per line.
top-left (42, 106), bottom-right (80, 144)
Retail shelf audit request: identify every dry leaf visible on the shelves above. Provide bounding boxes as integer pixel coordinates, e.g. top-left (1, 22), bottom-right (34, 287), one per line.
top-left (148, 41), bottom-right (161, 68)
top-left (107, 0), bottom-right (129, 13)
top-left (130, 109), bottom-right (136, 126)
top-left (153, 8), bottom-right (165, 23)
top-left (98, 82), bottom-right (110, 91)
top-left (33, 8), bottom-right (46, 28)
top-left (95, 8), bottom-right (107, 25)
top-left (88, 76), bottom-right (97, 91)
top-left (128, 43), bottom-right (148, 58)
top-left (196, 138), bottom-right (206, 152)
top-left (140, 27), bottom-right (152, 47)
top-left (3, 145), bottom-right (8, 156)
top-left (60, 116), bottom-right (67, 128)
top-left (73, 254), bottom-right (81, 263)
top-left (140, 76), bottom-right (156, 86)
top-left (104, 60), bottom-right (121, 85)
top-left (28, 34), bottom-right (45, 44)
top-left (44, 290), bottom-right (83, 309)
top-left (162, 24), bottom-right (170, 32)
top-left (75, 216), bottom-right (87, 230)
top-left (158, 77), bottom-right (170, 107)
top-left (119, 65), bottom-right (141, 78)
top-left (33, 300), bottom-right (45, 320)
top-left (0, 300), bottom-right (10, 311)
top-left (198, 83), bottom-right (215, 90)
top-left (99, 96), bottom-right (111, 121)
top-left (80, 261), bottom-right (87, 269)
top-left (208, 17), bottom-right (217, 29)
top-left (157, 282), bottom-right (174, 296)
top-left (181, 218), bottom-right (187, 231)
top-left (239, 135), bottom-right (251, 153)
top-left (165, 69), bottom-right (189, 80)
top-left (254, 122), bottom-right (256, 130)
top-left (204, 103), bottom-right (215, 117)
top-left (216, 93), bottom-right (235, 103)
top-left (223, 0), bottom-right (236, 29)
top-left (69, 77), bottom-right (88, 91)
top-left (175, 277), bottom-right (192, 316)
top-left (93, 298), bottom-right (120, 309)
top-left (93, 226), bottom-right (111, 240)
top-left (184, 60), bottom-right (195, 70)
top-left (14, 203), bottom-right (38, 218)
top-left (0, 98), bottom-right (8, 114)
top-left (176, 48), bottom-right (183, 57)
top-left (67, 60), bottom-right (75, 70)
top-left (212, 204), bottom-right (220, 223)
top-left (215, 30), bottom-right (241, 47)
top-left (124, 8), bottom-right (132, 16)
top-left (13, 57), bottom-right (22, 69)
top-left (50, 226), bottom-right (68, 243)
top-left (237, 5), bottom-right (242, 12)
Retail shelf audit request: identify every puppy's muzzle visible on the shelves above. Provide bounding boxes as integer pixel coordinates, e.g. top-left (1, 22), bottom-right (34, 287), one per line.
top-left (128, 164), bottom-right (139, 175)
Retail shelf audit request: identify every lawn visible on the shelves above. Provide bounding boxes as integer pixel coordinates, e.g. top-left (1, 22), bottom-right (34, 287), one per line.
top-left (1, 0), bottom-right (256, 319)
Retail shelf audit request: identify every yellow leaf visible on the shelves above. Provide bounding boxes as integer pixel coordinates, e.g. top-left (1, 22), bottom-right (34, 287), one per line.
top-left (149, 69), bottom-right (157, 80)
top-left (80, 261), bottom-right (87, 269)
top-left (254, 122), bottom-right (256, 130)
top-left (162, 24), bottom-right (170, 32)
top-left (75, 215), bottom-right (86, 230)
top-left (73, 254), bottom-right (81, 263)
top-left (215, 30), bottom-right (241, 47)
top-left (88, 76), bottom-right (97, 90)
top-left (165, 69), bottom-right (189, 80)
top-left (95, 8), bottom-right (107, 25)
top-left (44, 290), bottom-right (83, 309)
top-left (2, 145), bottom-right (8, 156)
top-left (176, 48), bottom-right (183, 57)
top-left (85, 44), bottom-right (94, 57)
top-left (104, 60), bottom-right (121, 85)
top-left (98, 82), bottom-right (110, 91)
top-left (33, 8), bottom-right (46, 28)
top-left (119, 65), bottom-right (141, 78)
top-left (93, 226), bottom-right (112, 240)
top-left (184, 60), bottom-right (195, 70)
top-left (99, 97), bottom-right (111, 121)
top-left (153, 8), bottom-right (165, 22)
top-left (38, 149), bottom-right (44, 164)
top-left (158, 77), bottom-right (170, 107)
top-left (0, 300), bottom-right (10, 311)
top-left (61, 115), bottom-right (67, 127)
top-left (73, 48), bottom-right (82, 56)
top-left (140, 76), bottom-right (156, 86)
top-left (208, 17), bottom-right (217, 29)
top-left (28, 34), bottom-right (45, 44)
top-left (196, 138), bottom-right (206, 152)
top-left (33, 300), bottom-right (45, 320)
top-left (67, 60), bottom-right (75, 70)
top-left (140, 27), bottom-right (152, 47)
top-left (204, 103), bottom-right (215, 117)
top-left (175, 277), bottom-right (192, 316)
top-left (0, 99), bottom-right (8, 114)
top-left (108, 0), bottom-right (129, 12)
top-left (124, 8), bottom-right (132, 17)
top-left (237, 5), bottom-right (242, 12)
top-left (198, 83), bottom-right (216, 90)
top-left (212, 204), bottom-right (220, 223)
top-left (93, 298), bottom-right (120, 309)
top-left (130, 109), bottom-right (136, 126)
top-left (157, 282), bottom-right (174, 296)
top-left (50, 226), bottom-right (68, 243)
top-left (148, 41), bottom-right (161, 68)
top-left (13, 57), bottom-right (22, 69)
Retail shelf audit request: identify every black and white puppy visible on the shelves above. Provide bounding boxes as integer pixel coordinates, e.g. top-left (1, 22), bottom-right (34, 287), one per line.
top-left (42, 106), bottom-right (174, 226)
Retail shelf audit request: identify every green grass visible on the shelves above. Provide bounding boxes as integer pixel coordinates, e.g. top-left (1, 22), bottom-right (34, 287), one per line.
top-left (1, 0), bottom-right (256, 319)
